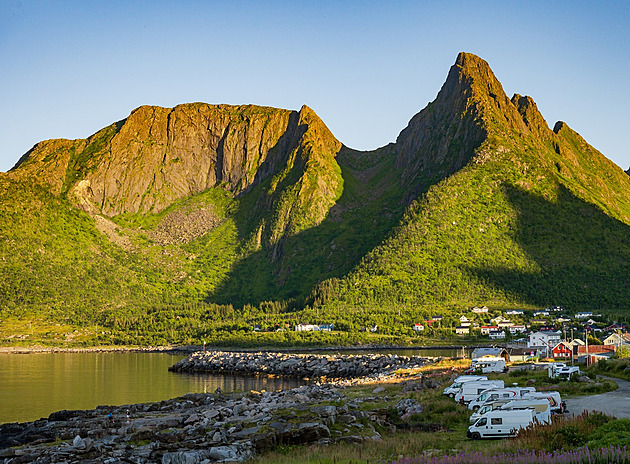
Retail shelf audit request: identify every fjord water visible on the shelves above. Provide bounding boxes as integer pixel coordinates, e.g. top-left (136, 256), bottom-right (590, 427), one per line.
top-left (0, 352), bottom-right (304, 424)
top-left (0, 348), bottom-right (466, 424)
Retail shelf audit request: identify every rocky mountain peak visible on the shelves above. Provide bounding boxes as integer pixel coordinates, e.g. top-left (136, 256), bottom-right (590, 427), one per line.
top-left (511, 93), bottom-right (552, 140)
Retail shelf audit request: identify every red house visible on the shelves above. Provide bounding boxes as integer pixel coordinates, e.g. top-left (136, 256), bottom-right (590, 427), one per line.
top-left (551, 341), bottom-right (573, 359)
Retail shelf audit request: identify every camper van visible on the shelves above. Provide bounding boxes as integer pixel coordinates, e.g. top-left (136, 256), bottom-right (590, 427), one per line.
top-left (467, 409), bottom-right (534, 439)
top-left (469, 399), bottom-right (515, 423)
top-left (499, 399), bottom-right (551, 424)
top-left (442, 375), bottom-right (487, 398)
top-left (526, 391), bottom-right (565, 414)
top-left (467, 387), bottom-right (536, 411)
top-left (469, 398), bottom-right (550, 424)
top-left (548, 364), bottom-right (581, 380)
top-left (466, 357), bottom-right (507, 374)
top-left (455, 380), bottom-right (505, 404)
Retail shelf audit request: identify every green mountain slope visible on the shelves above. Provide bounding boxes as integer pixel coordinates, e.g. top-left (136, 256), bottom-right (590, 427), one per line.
top-left (1, 52), bottom-right (629, 345)
top-left (314, 53), bottom-right (630, 315)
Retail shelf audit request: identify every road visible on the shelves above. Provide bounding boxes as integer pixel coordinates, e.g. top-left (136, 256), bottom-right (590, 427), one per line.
top-left (565, 377), bottom-right (630, 419)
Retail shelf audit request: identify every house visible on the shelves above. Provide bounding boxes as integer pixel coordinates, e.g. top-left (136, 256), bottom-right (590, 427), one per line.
top-left (530, 319), bottom-right (548, 325)
top-left (295, 324), bottom-right (320, 332)
top-left (569, 339), bottom-right (585, 347)
top-left (425, 316), bottom-right (443, 327)
top-left (555, 317), bottom-right (572, 323)
top-left (551, 341), bottom-right (573, 359)
top-left (459, 316), bottom-right (471, 327)
top-left (603, 332), bottom-right (630, 347)
top-left (528, 331), bottom-right (562, 355)
top-left (412, 323), bottom-right (424, 332)
top-left (508, 325), bottom-right (527, 334)
top-left (505, 310), bottom-right (524, 315)
top-left (550, 305), bottom-right (564, 312)
top-left (533, 311), bottom-right (550, 317)
top-left (489, 330), bottom-right (505, 340)
top-left (319, 324), bottom-right (335, 332)
top-left (575, 312), bottom-right (593, 319)
top-left (604, 323), bottom-right (626, 332)
top-left (576, 345), bottom-right (616, 364)
top-left (480, 325), bottom-right (499, 335)
top-left (471, 347), bottom-right (509, 362)
top-left (498, 321), bottom-right (514, 328)
top-left (455, 326), bottom-right (469, 335)
top-left (471, 306), bottom-right (489, 314)
top-left (491, 316), bottom-right (509, 325)
top-left (508, 347), bottom-right (537, 363)
top-left (585, 319), bottom-right (598, 326)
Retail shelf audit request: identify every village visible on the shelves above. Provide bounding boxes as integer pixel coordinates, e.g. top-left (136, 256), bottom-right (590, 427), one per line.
top-left (415, 305), bottom-right (630, 365)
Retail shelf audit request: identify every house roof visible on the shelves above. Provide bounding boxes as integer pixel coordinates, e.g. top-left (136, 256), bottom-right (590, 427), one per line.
top-left (471, 347), bottom-right (508, 359)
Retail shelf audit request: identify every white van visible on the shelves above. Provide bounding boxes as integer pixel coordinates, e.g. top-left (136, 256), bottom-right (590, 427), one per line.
top-left (467, 409), bottom-right (534, 439)
top-left (525, 391), bottom-right (565, 414)
top-left (469, 399), bottom-right (515, 423)
top-left (442, 375), bottom-right (487, 398)
top-left (467, 387), bottom-right (536, 411)
top-left (455, 380), bottom-right (505, 404)
top-left (466, 357), bottom-right (507, 374)
top-left (499, 399), bottom-right (551, 424)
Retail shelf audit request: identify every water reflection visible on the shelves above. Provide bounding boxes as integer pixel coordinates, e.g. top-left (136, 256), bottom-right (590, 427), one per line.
top-left (0, 347), bottom-right (467, 424)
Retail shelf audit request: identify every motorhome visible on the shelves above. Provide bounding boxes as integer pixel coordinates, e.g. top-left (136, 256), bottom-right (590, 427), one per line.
top-left (466, 357), bottom-right (507, 374)
top-left (467, 387), bottom-right (536, 411)
top-left (442, 375), bottom-right (487, 398)
top-left (467, 409), bottom-right (534, 439)
top-left (548, 363), bottom-right (580, 380)
top-left (526, 391), bottom-right (565, 414)
top-left (499, 399), bottom-right (551, 424)
top-left (455, 380), bottom-right (505, 404)
top-left (469, 398), bottom-right (550, 424)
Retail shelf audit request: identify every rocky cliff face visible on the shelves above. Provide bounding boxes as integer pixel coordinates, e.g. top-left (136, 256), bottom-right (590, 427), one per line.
top-left (12, 104), bottom-right (342, 219)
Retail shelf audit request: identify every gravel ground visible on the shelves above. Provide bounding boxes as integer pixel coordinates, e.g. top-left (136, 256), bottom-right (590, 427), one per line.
top-left (565, 377), bottom-right (630, 419)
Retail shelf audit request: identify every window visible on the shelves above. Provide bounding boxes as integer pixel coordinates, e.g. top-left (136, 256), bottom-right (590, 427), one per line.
top-left (476, 418), bottom-right (487, 426)
top-left (491, 418), bottom-right (503, 425)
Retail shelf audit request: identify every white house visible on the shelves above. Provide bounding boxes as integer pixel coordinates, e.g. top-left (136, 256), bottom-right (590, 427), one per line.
top-left (505, 310), bottom-right (524, 315)
top-left (489, 330), bottom-right (505, 340)
top-left (528, 331), bottom-right (562, 354)
top-left (575, 312), bottom-right (593, 319)
top-left (480, 325), bottom-right (499, 335)
top-left (295, 324), bottom-right (320, 332)
top-left (459, 316), bottom-right (471, 327)
top-left (603, 333), bottom-right (630, 347)
top-left (533, 311), bottom-right (550, 317)
top-left (455, 326), bottom-right (470, 335)
top-left (471, 306), bottom-right (489, 314)
top-left (508, 325), bottom-right (527, 334)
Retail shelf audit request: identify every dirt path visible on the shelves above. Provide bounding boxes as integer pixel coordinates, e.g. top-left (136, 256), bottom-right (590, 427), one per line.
top-left (565, 377), bottom-right (630, 419)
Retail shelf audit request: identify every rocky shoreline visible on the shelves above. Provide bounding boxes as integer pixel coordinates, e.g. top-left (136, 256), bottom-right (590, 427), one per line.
top-left (169, 351), bottom-right (436, 380)
top-left (0, 351), bottom-right (443, 463)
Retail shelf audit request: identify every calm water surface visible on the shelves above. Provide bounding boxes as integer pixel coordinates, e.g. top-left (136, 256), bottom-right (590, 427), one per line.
top-left (0, 347), bottom-right (467, 424)
top-left (0, 352), bottom-right (304, 424)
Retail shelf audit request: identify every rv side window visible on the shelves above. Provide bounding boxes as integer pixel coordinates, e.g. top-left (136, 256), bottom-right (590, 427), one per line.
top-left (491, 418), bottom-right (502, 425)
top-left (502, 393), bottom-right (510, 398)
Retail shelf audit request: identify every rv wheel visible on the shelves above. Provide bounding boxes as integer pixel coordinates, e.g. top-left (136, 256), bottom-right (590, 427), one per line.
top-left (449, 393), bottom-right (455, 398)
top-left (471, 432), bottom-right (481, 440)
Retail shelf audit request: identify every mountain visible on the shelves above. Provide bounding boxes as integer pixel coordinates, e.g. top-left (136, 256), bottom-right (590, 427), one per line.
top-left (2, 52), bottom-right (629, 344)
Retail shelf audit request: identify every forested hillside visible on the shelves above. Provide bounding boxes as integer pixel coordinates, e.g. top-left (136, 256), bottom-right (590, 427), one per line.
top-left (1, 52), bottom-right (629, 345)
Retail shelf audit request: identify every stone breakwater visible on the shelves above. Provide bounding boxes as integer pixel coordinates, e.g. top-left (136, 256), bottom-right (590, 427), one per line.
top-left (169, 351), bottom-right (434, 379)
top-left (0, 377), bottom-right (443, 464)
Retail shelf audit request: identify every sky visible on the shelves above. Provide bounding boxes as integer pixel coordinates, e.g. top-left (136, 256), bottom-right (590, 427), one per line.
top-left (1, 1), bottom-right (629, 173)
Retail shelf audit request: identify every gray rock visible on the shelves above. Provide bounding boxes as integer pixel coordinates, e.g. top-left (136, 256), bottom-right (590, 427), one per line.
top-left (162, 450), bottom-right (209, 464)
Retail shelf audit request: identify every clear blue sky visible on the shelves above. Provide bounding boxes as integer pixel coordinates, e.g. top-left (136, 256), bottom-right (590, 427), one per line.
top-left (1, 1), bottom-right (629, 173)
